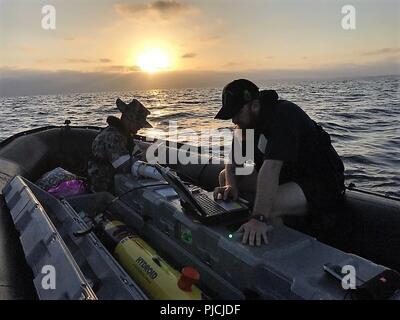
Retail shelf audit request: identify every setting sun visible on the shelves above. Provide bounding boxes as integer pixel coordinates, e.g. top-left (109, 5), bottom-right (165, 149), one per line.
top-left (137, 48), bottom-right (171, 73)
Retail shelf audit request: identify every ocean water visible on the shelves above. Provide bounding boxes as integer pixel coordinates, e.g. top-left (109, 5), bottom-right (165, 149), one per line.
top-left (0, 75), bottom-right (399, 197)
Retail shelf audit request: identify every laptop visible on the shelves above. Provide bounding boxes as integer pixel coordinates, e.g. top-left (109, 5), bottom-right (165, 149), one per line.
top-left (153, 164), bottom-right (250, 224)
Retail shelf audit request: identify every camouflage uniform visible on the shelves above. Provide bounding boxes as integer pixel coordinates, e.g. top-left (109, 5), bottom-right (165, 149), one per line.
top-left (88, 118), bottom-right (130, 191)
top-left (88, 99), bottom-right (151, 192)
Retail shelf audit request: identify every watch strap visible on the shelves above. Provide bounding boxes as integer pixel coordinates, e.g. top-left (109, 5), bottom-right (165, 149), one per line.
top-left (250, 214), bottom-right (267, 223)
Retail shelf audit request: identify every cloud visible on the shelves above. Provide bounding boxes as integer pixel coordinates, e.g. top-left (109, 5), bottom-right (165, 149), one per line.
top-left (56, 58), bottom-right (113, 64)
top-left (0, 67), bottom-right (236, 96)
top-left (181, 53), bottom-right (196, 59)
top-left (114, 1), bottom-right (196, 20)
top-left (1, 60), bottom-right (398, 97)
top-left (224, 62), bottom-right (240, 68)
top-left (66, 59), bottom-right (91, 63)
top-left (362, 48), bottom-right (400, 56)
top-left (128, 66), bottom-right (142, 72)
top-left (17, 46), bottom-right (38, 53)
top-left (197, 35), bottom-right (222, 44)
top-left (96, 65), bottom-right (141, 72)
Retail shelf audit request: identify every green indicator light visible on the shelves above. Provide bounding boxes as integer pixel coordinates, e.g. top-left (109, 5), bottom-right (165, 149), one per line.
top-left (228, 234), bottom-right (233, 239)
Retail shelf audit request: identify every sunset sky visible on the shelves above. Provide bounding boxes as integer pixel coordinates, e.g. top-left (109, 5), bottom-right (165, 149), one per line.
top-left (0, 0), bottom-right (399, 96)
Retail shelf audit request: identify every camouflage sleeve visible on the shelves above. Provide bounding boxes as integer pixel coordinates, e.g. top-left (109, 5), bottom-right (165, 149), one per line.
top-left (103, 131), bottom-right (130, 168)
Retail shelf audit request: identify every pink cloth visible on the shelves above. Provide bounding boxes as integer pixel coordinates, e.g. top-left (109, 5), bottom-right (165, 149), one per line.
top-left (47, 179), bottom-right (88, 198)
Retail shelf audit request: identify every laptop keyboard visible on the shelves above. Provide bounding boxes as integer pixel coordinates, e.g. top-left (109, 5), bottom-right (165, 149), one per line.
top-left (193, 193), bottom-right (227, 216)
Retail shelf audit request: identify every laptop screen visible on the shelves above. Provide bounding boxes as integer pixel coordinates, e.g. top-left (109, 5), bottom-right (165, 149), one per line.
top-left (154, 164), bottom-right (249, 224)
top-left (154, 164), bottom-right (207, 217)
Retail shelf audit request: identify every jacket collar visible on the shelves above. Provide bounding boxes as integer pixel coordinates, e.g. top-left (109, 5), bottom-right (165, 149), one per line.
top-left (106, 116), bottom-right (129, 136)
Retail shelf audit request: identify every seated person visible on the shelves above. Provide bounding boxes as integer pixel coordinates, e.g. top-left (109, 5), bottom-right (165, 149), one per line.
top-left (88, 98), bottom-right (152, 192)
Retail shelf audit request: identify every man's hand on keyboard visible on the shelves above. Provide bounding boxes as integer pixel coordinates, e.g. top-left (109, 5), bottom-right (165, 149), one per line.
top-left (237, 219), bottom-right (268, 246)
top-left (213, 185), bottom-right (239, 201)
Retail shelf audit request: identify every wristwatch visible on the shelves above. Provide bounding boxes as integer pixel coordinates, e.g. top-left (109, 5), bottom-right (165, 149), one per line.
top-left (250, 214), bottom-right (267, 223)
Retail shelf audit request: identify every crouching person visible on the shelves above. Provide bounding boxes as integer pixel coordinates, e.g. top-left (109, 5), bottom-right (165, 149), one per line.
top-left (213, 79), bottom-right (345, 246)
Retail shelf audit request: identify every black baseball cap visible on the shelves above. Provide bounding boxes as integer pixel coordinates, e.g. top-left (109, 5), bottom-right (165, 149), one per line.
top-left (214, 79), bottom-right (259, 120)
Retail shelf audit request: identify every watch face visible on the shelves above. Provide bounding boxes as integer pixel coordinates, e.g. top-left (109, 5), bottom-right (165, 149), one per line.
top-left (252, 214), bottom-right (264, 222)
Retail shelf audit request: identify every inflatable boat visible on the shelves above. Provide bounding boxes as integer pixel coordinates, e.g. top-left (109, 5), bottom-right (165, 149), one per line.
top-left (0, 123), bottom-right (399, 300)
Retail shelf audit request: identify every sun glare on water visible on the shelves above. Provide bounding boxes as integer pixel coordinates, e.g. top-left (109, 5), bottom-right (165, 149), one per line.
top-left (137, 48), bottom-right (171, 73)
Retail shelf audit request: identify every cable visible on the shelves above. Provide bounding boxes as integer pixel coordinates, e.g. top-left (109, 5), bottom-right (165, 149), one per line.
top-left (104, 182), bottom-right (169, 213)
